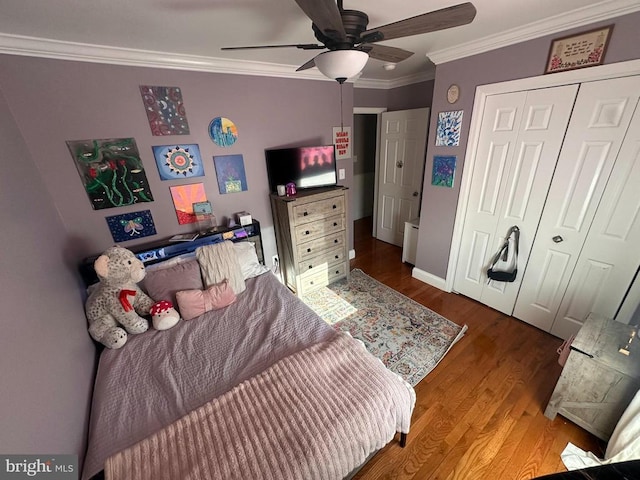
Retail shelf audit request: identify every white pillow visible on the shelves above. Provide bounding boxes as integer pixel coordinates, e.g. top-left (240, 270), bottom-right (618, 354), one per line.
top-left (144, 252), bottom-right (197, 272)
top-left (233, 242), bottom-right (269, 280)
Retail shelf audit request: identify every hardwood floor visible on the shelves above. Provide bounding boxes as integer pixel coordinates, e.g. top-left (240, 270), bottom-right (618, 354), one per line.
top-left (350, 217), bottom-right (604, 480)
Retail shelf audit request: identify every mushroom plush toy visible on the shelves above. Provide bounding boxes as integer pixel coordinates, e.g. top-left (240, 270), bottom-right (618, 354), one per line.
top-left (150, 300), bottom-right (181, 330)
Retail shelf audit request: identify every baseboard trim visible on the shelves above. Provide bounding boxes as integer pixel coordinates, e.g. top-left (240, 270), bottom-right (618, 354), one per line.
top-left (349, 249), bottom-right (356, 260)
top-left (412, 267), bottom-right (449, 292)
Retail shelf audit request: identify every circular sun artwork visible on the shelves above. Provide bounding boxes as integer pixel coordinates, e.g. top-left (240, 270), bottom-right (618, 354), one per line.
top-left (209, 117), bottom-right (238, 147)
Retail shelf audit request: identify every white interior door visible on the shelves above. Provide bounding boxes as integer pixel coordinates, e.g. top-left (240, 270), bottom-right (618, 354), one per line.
top-left (376, 108), bottom-right (429, 246)
top-left (550, 96), bottom-right (640, 338)
top-left (514, 76), bottom-right (640, 334)
top-left (453, 85), bottom-right (578, 314)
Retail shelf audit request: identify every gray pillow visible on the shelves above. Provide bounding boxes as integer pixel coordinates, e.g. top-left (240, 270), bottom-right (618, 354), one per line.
top-left (144, 259), bottom-right (204, 307)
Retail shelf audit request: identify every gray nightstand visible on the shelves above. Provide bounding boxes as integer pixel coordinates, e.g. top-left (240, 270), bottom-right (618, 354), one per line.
top-left (544, 313), bottom-right (640, 440)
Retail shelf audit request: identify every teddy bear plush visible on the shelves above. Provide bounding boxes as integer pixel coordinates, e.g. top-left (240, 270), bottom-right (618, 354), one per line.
top-left (85, 246), bottom-right (155, 349)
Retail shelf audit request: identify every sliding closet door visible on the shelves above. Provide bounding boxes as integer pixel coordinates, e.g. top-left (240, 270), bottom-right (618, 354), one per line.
top-left (453, 85), bottom-right (578, 314)
top-left (513, 76), bottom-right (640, 335)
top-left (550, 95), bottom-right (640, 338)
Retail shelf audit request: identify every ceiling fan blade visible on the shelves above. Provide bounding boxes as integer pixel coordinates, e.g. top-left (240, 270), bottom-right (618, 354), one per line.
top-left (361, 44), bottom-right (414, 63)
top-left (296, 56), bottom-right (318, 71)
top-left (293, 0), bottom-right (347, 41)
top-left (363, 2), bottom-right (476, 42)
top-left (222, 43), bottom-right (325, 51)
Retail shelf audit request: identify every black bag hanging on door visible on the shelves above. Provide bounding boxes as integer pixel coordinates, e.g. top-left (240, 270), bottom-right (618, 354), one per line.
top-left (487, 226), bottom-right (520, 283)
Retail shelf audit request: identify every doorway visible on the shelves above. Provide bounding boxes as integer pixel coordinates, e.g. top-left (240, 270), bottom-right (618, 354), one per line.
top-left (353, 107), bottom-right (430, 249)
top-left (353, 107), bottom-right (385, 241)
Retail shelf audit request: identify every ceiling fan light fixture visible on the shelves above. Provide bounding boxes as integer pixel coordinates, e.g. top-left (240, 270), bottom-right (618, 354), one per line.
top-left (314, 50), bottom-right (369, 83)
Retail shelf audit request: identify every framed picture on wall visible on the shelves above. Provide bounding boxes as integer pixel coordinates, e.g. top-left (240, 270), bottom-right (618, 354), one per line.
top-left (545, 25), bottom-right (613, 74)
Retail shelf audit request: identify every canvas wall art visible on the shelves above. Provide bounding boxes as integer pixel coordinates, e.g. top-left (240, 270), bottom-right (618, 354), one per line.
top-left (106, 210), bottom-right (157, 242)
top-left (169, 183), bottom-right (206, 224)
top-left (152, 144), bottom-right (204, 180)
top-left (67, 137), bottom-right (154, 210)
top-left (209, 117), bottom-right (238, 147)
top-left (139, 85), bottom-right (190, 136)
top-left (432, 155), bottom-right (457, 188)
top-left (435, 110), bottom-right (464, 147)
top-left (213, 154), bottom-right (247, 194)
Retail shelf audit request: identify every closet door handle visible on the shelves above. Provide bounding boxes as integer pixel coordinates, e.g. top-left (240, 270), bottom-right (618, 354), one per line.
top-left (552, 235), bottom-right (564, 243)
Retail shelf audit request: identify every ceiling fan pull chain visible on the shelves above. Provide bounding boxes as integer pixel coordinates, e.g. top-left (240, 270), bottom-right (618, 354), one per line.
top-left (340, 82), bottom-right (344, 130)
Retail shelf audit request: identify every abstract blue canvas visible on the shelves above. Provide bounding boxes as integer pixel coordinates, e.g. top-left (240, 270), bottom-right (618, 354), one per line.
top-left (213, 154), bottom-right (248, 194)
top-left (435, 110), bottom-right (464, 147)
top-left (432, 155), bottom-right (457, 188)
top-left (106, 210), bottom-right (157, 242)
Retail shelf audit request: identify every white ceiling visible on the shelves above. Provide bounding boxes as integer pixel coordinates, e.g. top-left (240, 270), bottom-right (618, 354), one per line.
top-left (0, 0), bottom-right (638, 87)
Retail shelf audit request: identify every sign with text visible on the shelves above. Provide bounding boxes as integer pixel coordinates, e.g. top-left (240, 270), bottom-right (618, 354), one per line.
top-left (0, 455), bottom-right (77, 479)
top-left (332, 126), bottom-right (352, 160)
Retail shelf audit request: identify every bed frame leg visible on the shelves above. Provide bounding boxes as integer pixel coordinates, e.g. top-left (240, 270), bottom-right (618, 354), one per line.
top-left (399, 432), bottom-right (407, 447)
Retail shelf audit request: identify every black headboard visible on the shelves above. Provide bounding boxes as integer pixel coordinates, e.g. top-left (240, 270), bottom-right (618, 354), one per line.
top-left (79, 220), bottom-right (263, 287)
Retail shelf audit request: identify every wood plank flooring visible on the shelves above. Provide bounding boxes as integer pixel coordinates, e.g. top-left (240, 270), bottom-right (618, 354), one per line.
top-left (350, 217), bottom-right (604, 480)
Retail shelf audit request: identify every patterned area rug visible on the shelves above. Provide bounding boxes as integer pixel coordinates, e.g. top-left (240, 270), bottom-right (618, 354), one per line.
top-left (303, 269), bottom-right (467, 386)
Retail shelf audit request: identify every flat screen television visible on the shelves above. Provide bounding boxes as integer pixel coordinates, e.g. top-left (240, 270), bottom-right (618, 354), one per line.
top-left (265, 145), bottom-right (337, 193)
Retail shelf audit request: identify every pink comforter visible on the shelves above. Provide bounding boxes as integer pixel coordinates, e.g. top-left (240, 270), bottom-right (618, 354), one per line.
top-left (105, 333), bottom-right (415, 480)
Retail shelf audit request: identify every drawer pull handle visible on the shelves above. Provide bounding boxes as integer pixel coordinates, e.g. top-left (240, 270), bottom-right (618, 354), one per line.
top-left (332, 204), bottom-right (337, 209)
top-left (303, 212), bottom-right (308, 216)
top-left (308, 265), bottom-right (313, 269)
top-left (335, 270), bottom-right (339, 274)
top-left (335, 255), bottom-right (339, 259)
top-left (334, 239), bottom-right (338, 243)
top-left (333, 222), bottom-right (338, 227)
top-left (305, 230), bottom-right (310, 235)
top-left (307, 248), bottom-right (311, 253)
top-left (310, 281), bottom-right (314, 285)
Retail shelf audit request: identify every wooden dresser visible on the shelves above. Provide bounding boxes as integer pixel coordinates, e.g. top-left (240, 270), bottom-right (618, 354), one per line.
top-left (544, 313), bottom-right (640, 440)
top-left (270, 186), bottom-right (349, 295)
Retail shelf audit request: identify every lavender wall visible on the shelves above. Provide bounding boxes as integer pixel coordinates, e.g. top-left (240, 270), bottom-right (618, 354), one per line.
top-left (388, 80), bottom-right (435, 111)
top-left (0, 88), bottom-right (95, 456)
top-left (354, 79), bottom-right (434, 111)
top-left (0, 56), bottom-right (355, 264)
top-left (416, 11), bottom-right (640, 279)
top-left (353, 87), bottom-right (388, 109)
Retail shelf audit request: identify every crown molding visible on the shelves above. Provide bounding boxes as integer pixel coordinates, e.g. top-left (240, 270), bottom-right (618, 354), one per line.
top-left (0, 32), bottom-right (338, 82)
top-left (429, 0), bottom-right (640, 65)
top-left (354, 69), bottom-right (435, 89)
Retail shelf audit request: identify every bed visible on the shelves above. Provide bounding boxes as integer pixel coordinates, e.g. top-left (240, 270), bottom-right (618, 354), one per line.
top-left (80, 232), bottom-right (415, 480)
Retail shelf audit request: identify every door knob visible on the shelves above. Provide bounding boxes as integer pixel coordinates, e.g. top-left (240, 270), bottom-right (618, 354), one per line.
top-left (396, 161), bottom-right (404, 168)
top-left (552, 235), bottom-right (564, 243)
top-left (413, 191), bottom-right (419, 197)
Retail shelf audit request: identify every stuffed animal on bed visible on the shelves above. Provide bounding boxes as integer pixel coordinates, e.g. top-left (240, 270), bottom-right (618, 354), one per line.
top-left (150, 300), bottom-right (181, 330)
top-left (85, 246), bottom-right (155, 349)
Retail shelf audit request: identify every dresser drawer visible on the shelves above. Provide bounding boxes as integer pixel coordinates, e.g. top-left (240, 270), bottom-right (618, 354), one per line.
top-left (294, 214), bottom-right (345, 243)
top-left (291, 195), bottom-right (345, 225)
top-left (299, 261), bottom-right (348, 293)
top-left (297, 231), bottom-right (345, 260)
top-left (298, 246), bottom-right (346, 273)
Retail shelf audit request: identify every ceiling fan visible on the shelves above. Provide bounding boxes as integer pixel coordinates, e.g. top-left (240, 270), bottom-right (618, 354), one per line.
top-left (222, 0), bottom-right (476, 82)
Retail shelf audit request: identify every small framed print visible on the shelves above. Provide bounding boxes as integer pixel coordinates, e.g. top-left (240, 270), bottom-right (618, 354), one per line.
top-left (193, 201), bottom-right (213, 215)
top-left (545, 25), bottom-right (613, 74)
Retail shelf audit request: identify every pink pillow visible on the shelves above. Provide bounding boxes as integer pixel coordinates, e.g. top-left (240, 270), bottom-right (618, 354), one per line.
top-left (175, 280), bottom-right (237, 321)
